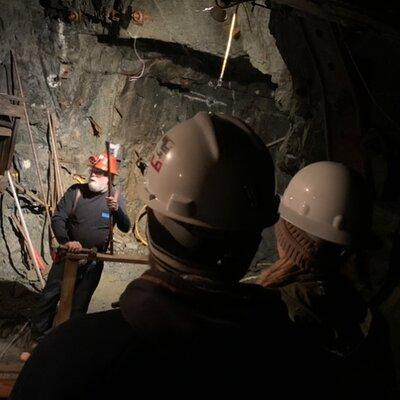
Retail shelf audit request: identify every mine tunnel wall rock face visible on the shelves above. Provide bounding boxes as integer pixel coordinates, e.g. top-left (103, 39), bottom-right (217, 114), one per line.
top-left (1, 0), bottom-right (400, 391)
top-left (0, 0), bottom-right (293, 314)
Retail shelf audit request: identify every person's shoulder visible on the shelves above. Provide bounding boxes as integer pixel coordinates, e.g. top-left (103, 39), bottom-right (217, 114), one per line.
top-left (66, 183), bottom-right (90, 196)
top-left (12, 311), bottom-right (137, 400)
top-left (279, 279), bottom-right (323, 310)
top-left (66, 183), bottom-right (87, 192)
top-left (32, 310), bottom-right (137, 360)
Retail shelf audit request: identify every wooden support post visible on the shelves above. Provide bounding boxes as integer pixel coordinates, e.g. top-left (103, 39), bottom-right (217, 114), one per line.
top-left (49, 247), bottom-right (148, 326)
top-left (53, 257), bottom-right (79, 327)
top-left (12, 51), bottom-right (53, 233)
top-left (6, 171), bottom-right (45, 288)
top-left (47, 110), bottom-right (64, 199)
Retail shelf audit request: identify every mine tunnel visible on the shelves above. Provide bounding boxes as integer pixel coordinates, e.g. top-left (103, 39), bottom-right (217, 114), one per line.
top-left (0, 0), bottom-right (400, 398)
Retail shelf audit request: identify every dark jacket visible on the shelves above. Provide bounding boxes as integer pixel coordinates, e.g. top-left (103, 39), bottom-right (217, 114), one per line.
top-left (279, 272), bottom-right (368, 356)
top-left (52, 183), bottom-right (130, 250)
top-left (11, 268), bottom-right (320, 399)
top-left (279, 272), bottom-right (398, 398)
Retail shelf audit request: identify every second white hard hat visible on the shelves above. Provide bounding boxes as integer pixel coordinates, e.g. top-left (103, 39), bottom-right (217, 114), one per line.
top-left (279, 161), bottom-right (369, 245)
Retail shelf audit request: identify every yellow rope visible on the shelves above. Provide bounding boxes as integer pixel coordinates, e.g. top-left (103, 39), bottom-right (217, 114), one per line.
top-left (134, 205), bottom-right (148, 246)
top-left (72, 174), bottom-right (87, 184)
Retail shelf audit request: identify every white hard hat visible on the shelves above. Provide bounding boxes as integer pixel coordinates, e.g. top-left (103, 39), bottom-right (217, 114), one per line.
top-left (279, 161), bottom-right (369, 245)
top-left (139, 112), bottom-right (279, 231)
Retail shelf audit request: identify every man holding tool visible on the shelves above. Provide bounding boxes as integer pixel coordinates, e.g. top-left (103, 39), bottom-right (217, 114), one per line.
top-left (29, 152), bottom-right (131, 341)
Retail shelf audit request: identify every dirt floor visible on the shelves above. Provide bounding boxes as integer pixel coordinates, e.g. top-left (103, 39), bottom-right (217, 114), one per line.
top-left (88, 262), bottom-right (148, 313)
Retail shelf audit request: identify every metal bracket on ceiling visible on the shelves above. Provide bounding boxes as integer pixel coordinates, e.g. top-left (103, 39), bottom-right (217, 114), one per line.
top-left (215, 0), bottom-right (269, 10)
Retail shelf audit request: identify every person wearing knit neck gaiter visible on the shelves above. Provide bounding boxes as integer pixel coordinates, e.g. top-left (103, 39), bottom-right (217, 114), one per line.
top-left (258, 161), bottom-right (397, 398)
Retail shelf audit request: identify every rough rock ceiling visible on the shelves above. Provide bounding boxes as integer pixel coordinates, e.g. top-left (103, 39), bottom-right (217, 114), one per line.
top-left (41, 0), bottom-right (292, 110)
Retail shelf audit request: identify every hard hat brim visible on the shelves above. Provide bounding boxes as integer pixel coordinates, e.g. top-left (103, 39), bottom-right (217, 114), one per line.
top-left (279, 203), bottom-right (351, 245)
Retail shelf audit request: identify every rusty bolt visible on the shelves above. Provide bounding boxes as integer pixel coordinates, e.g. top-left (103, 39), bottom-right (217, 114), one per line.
top-left (59, 63), bottom-right (72, 79)
top-left (131, 10), bottom-right (144, 25)
top-left (68, 9), bottom-right (81, 23)
top-left (109, 9), bottom-right (120, 22)
top-left (75, 98), bottom-right (84, 107)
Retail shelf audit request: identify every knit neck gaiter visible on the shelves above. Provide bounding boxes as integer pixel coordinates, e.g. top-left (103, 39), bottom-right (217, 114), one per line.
top-left (258, 218), bottom-right (324, 287)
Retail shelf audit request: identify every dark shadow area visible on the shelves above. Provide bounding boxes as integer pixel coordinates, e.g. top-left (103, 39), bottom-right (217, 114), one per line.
top-left (96, 35), bottom-right (278, 88)
top-left (0, 195), bottom-right (24, 280)
top-left (0, 280), bottom-right (39, 320)
top-left (370, 226), bottom-right (400, 308)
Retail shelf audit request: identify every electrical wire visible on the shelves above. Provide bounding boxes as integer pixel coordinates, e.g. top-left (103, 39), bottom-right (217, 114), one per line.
top-left (134, 205), bottom-right (148, 246)
top-left (216, 1), bottom-right (269, 10)
top-left (216, 0), bottom-right (247, 8)
top-left (266, 137), bottom-right (286, 148)
top-left (129, 36), bottom-right (146, 82)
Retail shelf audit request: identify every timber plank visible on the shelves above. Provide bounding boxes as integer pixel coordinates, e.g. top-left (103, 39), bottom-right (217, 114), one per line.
top-left (0, 127), bottom-right (11, 137)
top-left (0, 99), bottom-right (24, 119)
top-left (53, 259), bottom-right (79, 327)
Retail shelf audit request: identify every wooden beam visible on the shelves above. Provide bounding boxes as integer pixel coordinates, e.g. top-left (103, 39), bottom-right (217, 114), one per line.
top-left (10, 214), bottom-right (35, 271)
top-left (0, 378), bottom-right (16, 398)
top-left (50, 251), bottom-right (147, 329)
top-left (48, 110), bottom-right (64, 199)
top-left (0, 92), bottom-right (24, 102)
top-left (56, 245), bottom-right (149, 265)
top-left (92, 253), bottom-right (148, 264)
top-left (0, 126), bottom-right (12, 137)
top-left (66, 252), bottom-right (149, 265)
top-left (7, 171), bottom-right (45, 287)
top-left (53, 258), bottom-right (79, 327)
top-left (0, 98), bottom-right (24, 118)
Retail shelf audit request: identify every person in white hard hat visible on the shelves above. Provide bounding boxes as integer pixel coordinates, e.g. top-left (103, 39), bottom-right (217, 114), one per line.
top-left (258, 161), bottom-right (396, 398)
top-left (140, 111), bottom-right (280, 281)
top-left (12, 113), bottom-right (318, 399)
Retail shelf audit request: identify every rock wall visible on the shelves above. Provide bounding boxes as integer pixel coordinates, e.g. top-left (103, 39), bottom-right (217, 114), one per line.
top-left (0, 0), bottom-right (292, 315)
top-left (1, 0), bottom-right (400, 388)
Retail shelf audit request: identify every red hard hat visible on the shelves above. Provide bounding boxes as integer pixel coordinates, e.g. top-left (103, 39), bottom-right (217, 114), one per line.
top-left (88, 153), bottom-right (119, 175)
